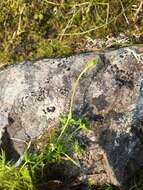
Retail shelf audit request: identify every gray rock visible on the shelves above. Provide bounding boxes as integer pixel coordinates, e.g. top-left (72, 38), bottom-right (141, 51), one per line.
top-left (0, 47), bottom-right (143, 187)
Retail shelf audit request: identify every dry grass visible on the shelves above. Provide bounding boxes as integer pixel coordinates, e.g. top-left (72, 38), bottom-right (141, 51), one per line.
top-left (0, 0), bottom-right (142, 63)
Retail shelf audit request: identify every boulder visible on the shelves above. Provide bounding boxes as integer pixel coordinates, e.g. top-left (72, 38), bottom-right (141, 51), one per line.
top-left (0, 47), bottom-right (143, 188)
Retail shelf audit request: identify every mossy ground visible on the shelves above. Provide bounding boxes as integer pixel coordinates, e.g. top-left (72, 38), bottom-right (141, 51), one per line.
top-left (0, 0), bottom-right (143, 64)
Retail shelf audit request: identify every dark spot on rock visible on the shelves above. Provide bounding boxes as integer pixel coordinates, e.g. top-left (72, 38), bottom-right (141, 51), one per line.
top-left (66, 67), bottom-right (70, 71)
top-left (45, 78), bottom-right (51, 83)
top-left (106, 111), bottom-right (124, 122)
top-left (31, 91), bottom-right (36, 96)
top-left (47, 106), bottom-right (56, 112)
top-left (114, 70), bottom-right (134, 89)
top-left (99, 54), bottom-right (111, 68)
top-left (57, 62), bottom-right (62, 67)
top-left (115, 76), bottom-right (134, 89)
top-left (92, 114), bottom-right (104, 122)
top-left (60, 88), bottom-right (69, 96)
top-left (120, 54), bottom-right (124, 58)
top-left (92, 94), bottom-right (109, 111)
top-left (8, 116), bottom-right (14, 124)
top-left (37, 96), bottom-right (45, 101)
top-left (43, 109), bottom-right (47, 114)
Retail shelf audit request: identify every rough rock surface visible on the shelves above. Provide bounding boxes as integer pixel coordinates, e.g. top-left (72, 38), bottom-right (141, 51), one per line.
top-left (0, 47), bottom-right (143, 187)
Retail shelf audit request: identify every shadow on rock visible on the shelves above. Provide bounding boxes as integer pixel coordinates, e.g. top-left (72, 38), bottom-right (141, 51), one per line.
top-left (131, 80), bottom-right (143, 142)
top-left (98, 128), bottom-right (143, 189)
top-left (0, 127), bottom-right (20, 162)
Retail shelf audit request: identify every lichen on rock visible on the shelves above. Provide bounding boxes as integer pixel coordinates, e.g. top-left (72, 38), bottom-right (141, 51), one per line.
top-left (0, 47), bottom-right (143, 188)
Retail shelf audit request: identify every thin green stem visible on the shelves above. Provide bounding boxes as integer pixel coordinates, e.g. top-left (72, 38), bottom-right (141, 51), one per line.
top-left (58, 59), bottom-right (98, 141)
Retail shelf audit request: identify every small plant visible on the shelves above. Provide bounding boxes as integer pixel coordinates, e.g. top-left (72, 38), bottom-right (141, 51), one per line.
top-left (101, 184), bottom-right (119, 190)
top-left (103, 184), bottom-right (114, 190)
top-left (86, 181), bottom-right (93, 190)
top-left (58, 59), bottom-right (98, 140)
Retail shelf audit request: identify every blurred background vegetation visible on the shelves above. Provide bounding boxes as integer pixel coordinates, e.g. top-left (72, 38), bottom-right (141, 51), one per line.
top-left (0, 0), bottom-right (142, 64)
